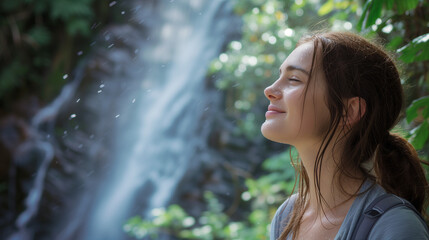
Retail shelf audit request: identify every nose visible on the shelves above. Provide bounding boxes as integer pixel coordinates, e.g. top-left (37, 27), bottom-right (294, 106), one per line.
top-left (264, 83), bottom-right (282, 100)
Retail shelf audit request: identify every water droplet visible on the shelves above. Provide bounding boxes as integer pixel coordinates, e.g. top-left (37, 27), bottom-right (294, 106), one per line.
top-left (74, 125), bottom-right (79, 130)
top-left (89, 134), bottom-right (95, 139)
top-left (98, 90), bottom-right (103, 93)
top-left (134, 49), bottom-right (139, 54)
top-left (204, 107), bottom-right (209, 111)
top-left (99, 84), bottom-right (105, 88)
top-left (198, 12), bottom-right (202, 15)
top-left (63, 74), bottom-right (68, 80)
top-left (121, 11), bottom-right (125, 15)
top-left (70, 114), bottom-right (77, 119)
top-left (76, 98), bottom-right (81, 103)
top-left (77, 51), bottom-right (83, 56)
top-left (132, 98), bottom-right (136, 103)
top-left (64, 130), bottom-right (68, 135)
top-left (108, 43), bottom-right (114, 48)
top-left (90, 41), bottom-right (96, 46)
top-left (115, 114), bottom-right (120, 118)
top-left (78, 144), bottom-right (83, 149)
top-left (161, 64), bottom-right (165, 68)
top-left (109, 1), bottom-right (117, 7)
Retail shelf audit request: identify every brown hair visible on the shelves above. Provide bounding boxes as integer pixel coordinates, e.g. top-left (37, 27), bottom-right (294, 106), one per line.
top-left (280, 31), bottom-right (429, 239)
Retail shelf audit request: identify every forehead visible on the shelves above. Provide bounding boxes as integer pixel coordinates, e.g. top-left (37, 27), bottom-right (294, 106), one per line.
top-left (280, 42), bottom-right (315, 72)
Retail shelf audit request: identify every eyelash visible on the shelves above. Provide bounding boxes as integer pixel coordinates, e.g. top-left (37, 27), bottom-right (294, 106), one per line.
top-left (288, 77), bottom-right (300, 82)
top-left (279, 71), bottom-right (300, 82)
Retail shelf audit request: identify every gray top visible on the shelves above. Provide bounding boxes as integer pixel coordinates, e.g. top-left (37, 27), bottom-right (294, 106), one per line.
top-left (270, 180), bottom-right (429, 239)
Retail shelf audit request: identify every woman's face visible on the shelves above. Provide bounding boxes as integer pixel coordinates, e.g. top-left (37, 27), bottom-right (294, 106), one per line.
top-left (261, 42), bottom-right (331, 147)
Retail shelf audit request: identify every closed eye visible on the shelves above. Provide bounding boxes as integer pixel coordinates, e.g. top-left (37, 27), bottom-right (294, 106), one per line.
top-left (288, 78), bottom-right (300, 82)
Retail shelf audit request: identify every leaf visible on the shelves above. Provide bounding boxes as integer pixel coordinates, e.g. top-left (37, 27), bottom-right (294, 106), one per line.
top-left (318, 0), bottom-right (334, 16)
top-left (385, 0), bottom-right (394, 9)
top-left (365, 0), bottom-right (383, 28)
top-left (397, 33), bottom-right (429, 63)
top-left (395, 0), bottom-right (419, 14)
top-left (386, 36), bottom-right (403, 50)
top-left (406, 96), bottom-right (429, 123)
top-left (409, 120), bottom-right (429, 150)
top-left (357, 0), bottom-right (371, 31)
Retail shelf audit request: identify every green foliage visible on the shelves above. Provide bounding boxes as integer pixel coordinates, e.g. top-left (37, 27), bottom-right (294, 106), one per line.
top-left (124, 192), bottom-right (232, 239)
top-left (124, 204), bottom-right (195, 239)
top-left (0, 0), bottom-right (99, 105)
top-left (398, 33), bottom-right (429, 63)
top-left (124, 148), bottom-right (297, 239)
top-left (409, 120), bottom-right (429, 150)
top-left (406, 97), bottom-right (429, 124)
top-left (357, 0), bottom-right (420, 31)
top-left (50, 0), bottom-right (94, 36)
top-left (28, 26), bottom-right (52, 46)
top-left (318, 0), bottom-right (355, 16)
top-left (406, 96), bottom-right (429, 150)
top-left (0, 60), bottom-right (28, 98)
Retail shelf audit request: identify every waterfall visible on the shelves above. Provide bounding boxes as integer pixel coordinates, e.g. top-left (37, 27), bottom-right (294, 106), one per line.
top-left (69, 0), bottom-right (236, 239)
top-left (4, 0), bottom-right (238, 239)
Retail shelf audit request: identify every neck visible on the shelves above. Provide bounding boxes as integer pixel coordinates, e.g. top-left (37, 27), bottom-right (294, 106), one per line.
top-left (295, 139), bottom-right (363, 218)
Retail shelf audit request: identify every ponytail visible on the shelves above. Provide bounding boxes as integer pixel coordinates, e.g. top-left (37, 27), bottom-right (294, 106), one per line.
top-left (375, 133), bottom-right (429, 214)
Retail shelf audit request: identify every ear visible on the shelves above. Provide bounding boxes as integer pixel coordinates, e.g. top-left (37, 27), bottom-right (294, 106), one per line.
top-left (343, 97), bottom-right (366, 126)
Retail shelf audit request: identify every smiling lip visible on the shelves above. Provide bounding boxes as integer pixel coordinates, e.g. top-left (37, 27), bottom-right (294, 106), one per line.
top-left (266, 105), bottom-right (286, 118)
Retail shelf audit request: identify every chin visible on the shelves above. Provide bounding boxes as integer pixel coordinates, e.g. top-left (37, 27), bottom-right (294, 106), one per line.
top-left (261, 122), bottom-right (281, 142)
top-left (261, 122), bottom-right (296, 145)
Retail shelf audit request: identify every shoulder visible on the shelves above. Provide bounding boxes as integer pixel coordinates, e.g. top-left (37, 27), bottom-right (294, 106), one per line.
top-left (368, 205), bottom-right (429, 239)
top-left (338, 180), bottom-right (428, 240)
top-left (270, 194), bottom-right (297, 240)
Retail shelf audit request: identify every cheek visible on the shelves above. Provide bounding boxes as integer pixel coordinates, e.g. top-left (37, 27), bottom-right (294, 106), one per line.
top-left (299, 89), bottom-right (330, 136)
top-left (303, 94), bottom-right (331, 135)
top-left (285, 89), bottom-right (305, 114)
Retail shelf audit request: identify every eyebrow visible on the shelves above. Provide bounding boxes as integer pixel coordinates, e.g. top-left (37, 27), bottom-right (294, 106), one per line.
top-left (280, 65), bottom-right (310, 76)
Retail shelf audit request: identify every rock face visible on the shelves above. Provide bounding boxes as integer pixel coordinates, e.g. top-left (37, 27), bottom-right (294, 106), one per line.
top-left (0, 1), bottom-right (283, 240)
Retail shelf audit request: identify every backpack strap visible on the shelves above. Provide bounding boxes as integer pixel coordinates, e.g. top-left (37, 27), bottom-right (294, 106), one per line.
top-left (350, 193), bottom-right (422, 239)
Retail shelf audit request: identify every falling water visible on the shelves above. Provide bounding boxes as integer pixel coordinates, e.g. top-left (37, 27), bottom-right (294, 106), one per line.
top-left (73, 0), bottom-right (237, 239)
top-left (2, 0), bottom-right (238, 239)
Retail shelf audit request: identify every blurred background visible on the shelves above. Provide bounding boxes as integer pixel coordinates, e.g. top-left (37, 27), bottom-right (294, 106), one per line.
top-left (0, 0), bottom-right (427, 239)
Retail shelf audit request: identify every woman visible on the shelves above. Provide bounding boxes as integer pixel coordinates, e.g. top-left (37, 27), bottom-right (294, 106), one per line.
top-left (261, 31), bottom-right (429, 239)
